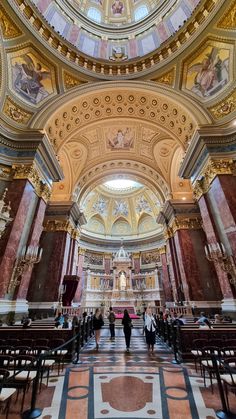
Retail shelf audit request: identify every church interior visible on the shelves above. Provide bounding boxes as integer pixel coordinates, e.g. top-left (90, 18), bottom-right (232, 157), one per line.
top-left (0, 0), bottom-right (236, 417)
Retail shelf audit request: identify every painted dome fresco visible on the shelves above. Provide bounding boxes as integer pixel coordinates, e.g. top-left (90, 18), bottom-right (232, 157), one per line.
top-left (31, 0), bottom-right (201, 60)
top-left (80, 179), bottom-right (162, 240)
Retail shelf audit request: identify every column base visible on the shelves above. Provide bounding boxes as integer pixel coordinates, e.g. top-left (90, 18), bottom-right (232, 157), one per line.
top-left (221, 298), bottom-right (236, 315)
top-left (0, 298), bottom-right (29, 314)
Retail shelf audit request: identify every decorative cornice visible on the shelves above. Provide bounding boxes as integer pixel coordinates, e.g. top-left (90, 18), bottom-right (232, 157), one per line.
top-left (12, 164), bottom-right (51, 202)
top-left (3, 96), bottom-right (33, 125)
top-left (44, 219), bottom-right (73, 234)
top-left (0, 4), bottom-right (22, 39)
top-left (208, 90), bottom-right (236, 119)
top-left (170, 217), bottom-right (202, 234)
top-left (193, 158), bottom-right (236, 200)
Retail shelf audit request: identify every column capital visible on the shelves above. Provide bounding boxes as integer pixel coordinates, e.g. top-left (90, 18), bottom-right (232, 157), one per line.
top-left (12, 164), bottom-right (51, 202)
top-left (104, 253), bottom-right (112, 258)
top-left (193, 158), bottom-right (236, 201)
top-left (78, 248), bottom-right (86, 256)
top-left (158, 246), bottom-right (166, 255)
top-left (43, 219), bottom-right (74, 234)
top-left (170, 217), bottom-right (202, 233)
top-left (132, 252), bottom-right (140, 258)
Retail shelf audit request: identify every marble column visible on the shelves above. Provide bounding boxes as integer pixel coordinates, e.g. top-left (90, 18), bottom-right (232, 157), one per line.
top-left (27, 201), bottom-right (85, 310)
top-left (104, 253), bottom-right (112, 275)
top-left (159, 247), bottom-right (173, 302)
top-left (133, 253), bottom-right (141, 274)
top-left (73, 248), bottom-right (85, 303)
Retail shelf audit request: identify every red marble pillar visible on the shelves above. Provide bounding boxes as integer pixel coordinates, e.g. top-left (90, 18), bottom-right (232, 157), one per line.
top-left (16, 198), bottom-right (46, 300)
top-left (198, 193), bottom-right (234, 300)
top-left (160, 250), bottom-right (173, 302)
top-left (173, 227), bottom-right (222, 302)
top-left (0, 179), bottom-right (35, 298)
top-left (210, 175), bottom-right (236, 257)
top-left (133, 253), bottom-right (141, 274)
top-left (27, 230), bottom-right (71, 303)
top-left (73, 249), bottom-right (85, 302)
top-left (104, 254), bottom-right (111, 275)
top-left (167, 237), bottom-right (183, 302)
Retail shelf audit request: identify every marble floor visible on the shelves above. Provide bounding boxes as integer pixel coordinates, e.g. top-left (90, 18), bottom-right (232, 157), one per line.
top-left (2, 328), bottom-right (236, 419)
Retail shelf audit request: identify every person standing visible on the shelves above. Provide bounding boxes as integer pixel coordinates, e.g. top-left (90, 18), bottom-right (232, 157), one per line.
top-left (108, 307), bottom-right (116, 341)
top-left (93, 308), bottom-right (104, 350)
top-left (144, 306), bottom-right (156, 353)
top-left (122, 309), bottom-right (132, 352)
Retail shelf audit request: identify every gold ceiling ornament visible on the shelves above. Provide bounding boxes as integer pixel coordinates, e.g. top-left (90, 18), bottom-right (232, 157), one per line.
top-left (208, 90), bottom-right (236, 119)
top-left (170, 217), bottom-right (202, 234)
top-left (12, 164), bottom-right (51, 203)
top-left (43, 219), bottom-right (74, 234)
top-left (3, 96), bottom-right (33, 125)
top-left (63, 72), bottom-right (87, 90)
top-left (193, 158), bottom-right (236, 200)
top-left (217, 0), bottom-right (236, 29)
top-left (152, 68), bottom-right (175, 87)
top-left (0, 5), bottom-right (22, 39)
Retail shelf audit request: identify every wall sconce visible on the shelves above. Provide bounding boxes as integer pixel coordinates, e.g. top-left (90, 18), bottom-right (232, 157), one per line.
top-left (205, 242), bottom-right (236, 285)
top-left (8, 246), bottom-right (43, 294)
top-left (0, 188), bottom-right (13, 238)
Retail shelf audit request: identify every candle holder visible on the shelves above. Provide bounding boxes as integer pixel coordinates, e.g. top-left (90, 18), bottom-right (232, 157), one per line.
top-left (205, 242), bottom-right (236, 285)
top-left (8, 246), bottom-right (43, 294)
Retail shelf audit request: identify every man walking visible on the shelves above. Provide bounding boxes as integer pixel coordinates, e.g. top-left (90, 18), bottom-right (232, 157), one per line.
top-left (108, 307), bottom-right (116, 341)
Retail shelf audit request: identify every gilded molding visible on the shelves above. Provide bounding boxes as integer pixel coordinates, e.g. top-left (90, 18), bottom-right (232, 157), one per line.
top-left (171, 217), bottom-right (202, 234)
top-left (158, 247), bottom-right (166, 255)
top-left (0, 165), bottom-right (11, 180)
top-left (152, 68), bottom-right (175, 86)
top-left (217, 0), bottom-right (236, 29)
top-left (0, 5), bottom-right (22, 39)
top-left (71, 229), bottom-right (80, 241)
top-left (63, 72), bottom-right (87, 90)
top-left (79, 248), bottom-right (86, 256)
top-left (44, 219), bottom-right (74, 234)
top-left (208, 90), bottom-right (236, 119)
top-left (3, 97), bottom-right (33, 125)
top-left (12, 164), bottom-right (51, 202)
top-left (193, 158), bottom-right (236, 200)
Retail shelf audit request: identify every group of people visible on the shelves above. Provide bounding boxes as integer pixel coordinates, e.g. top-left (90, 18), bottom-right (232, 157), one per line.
top-left (93, 306), bottom-right (157, 353)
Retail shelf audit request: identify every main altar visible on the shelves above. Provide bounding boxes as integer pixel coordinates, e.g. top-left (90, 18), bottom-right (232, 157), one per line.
top-left (81, 244), bottom-right (163, 313)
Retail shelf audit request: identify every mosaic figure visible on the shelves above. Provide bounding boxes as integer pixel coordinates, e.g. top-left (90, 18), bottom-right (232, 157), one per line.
top-left (112, 0), bottom-right (124, 14)
top-left (113, 200), bottom-right (129, 216)
top-left (93, 197), bottom-right (108, 215)
top-left (108, 128), bottom-right (134, 149)
top-left (136, 196), bottom-right (151, 213)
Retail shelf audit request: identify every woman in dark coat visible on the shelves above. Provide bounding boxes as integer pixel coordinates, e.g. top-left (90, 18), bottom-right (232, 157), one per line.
top-left (122, 309), bottom-right (132, 352)
top-left (93, 308), bottom-right (104, 350)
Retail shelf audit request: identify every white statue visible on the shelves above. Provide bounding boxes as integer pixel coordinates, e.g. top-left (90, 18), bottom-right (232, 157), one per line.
top-left (119, 271), bottom-right (126, 290)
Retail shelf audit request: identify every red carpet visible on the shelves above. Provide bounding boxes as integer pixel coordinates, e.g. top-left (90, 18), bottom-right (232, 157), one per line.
top-left (115, 314), bottom-right (140, 319)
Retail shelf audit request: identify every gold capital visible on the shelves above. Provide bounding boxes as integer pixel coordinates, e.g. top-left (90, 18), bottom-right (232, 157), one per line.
top-left (13, 164), bottom-right (51, 202)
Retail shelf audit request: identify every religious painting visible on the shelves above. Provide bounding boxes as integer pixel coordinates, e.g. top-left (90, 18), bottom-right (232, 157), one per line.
top-left (112, 0), bottom-right (124, 15)
top-left (107, 128), bottom-right (134, 149)
top-left (9, 49), bottom-right (55, 105)
top-left (183, 42), bottom-right (231, 99)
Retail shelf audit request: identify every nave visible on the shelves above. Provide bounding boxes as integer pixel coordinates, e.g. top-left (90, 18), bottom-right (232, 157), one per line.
top-left (2, 326), bottom-right (236, 419)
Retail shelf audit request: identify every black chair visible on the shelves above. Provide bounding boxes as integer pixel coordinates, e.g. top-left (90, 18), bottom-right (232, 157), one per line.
top-left (12, 355), bottom-right (37, 412)
top-left (0, 368), bottom-right (17, 419)
top-left (220, 357), bottom-right (236, 411)
top-left (191, 339), bottom-right (208, 372)
top-left (201, 346), bottom-right (222, 392)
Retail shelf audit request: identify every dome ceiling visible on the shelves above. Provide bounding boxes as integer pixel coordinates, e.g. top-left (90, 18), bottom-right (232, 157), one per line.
top-left (80, 180), bottom-right (162, 240)
top-left (31, 0), bottom-right (201, 61)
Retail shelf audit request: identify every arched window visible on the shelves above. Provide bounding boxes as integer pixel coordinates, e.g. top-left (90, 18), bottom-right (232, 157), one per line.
top-left (134, 5), bottom-right (148, 21)
top-left (87, 7), bottom-right (102, 23)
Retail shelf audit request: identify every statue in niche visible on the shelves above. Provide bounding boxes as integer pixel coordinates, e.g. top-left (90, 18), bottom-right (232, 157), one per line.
top-left (119, 271), bottom-right (126, 290)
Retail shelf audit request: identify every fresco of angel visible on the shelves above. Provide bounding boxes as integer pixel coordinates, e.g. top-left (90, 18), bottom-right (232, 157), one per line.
top-left (187, 47), bottom-right (229, 98)
top-left (12, 54), bottom-right (52, 104)
top-left (108, 128), bottom-right (134, 149)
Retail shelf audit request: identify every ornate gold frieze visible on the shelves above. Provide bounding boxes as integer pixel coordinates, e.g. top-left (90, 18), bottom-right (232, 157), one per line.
top-left (208, 90), bottom-right (236, 119)
top-left (63, 72), bottom-right (86, 90)
top-left (44, 219), bottom-right (74, 234)
top-left (12, 164), bottom-right (51, 202)
top-left (193, 158), bottom-right (236, 200)
top-left (0, 165), bottom-right (11, 180)
top-left (0, 5), bottom-right (22, 39)
top-left (217, 0), bottom-right (236, 29)
top-left (170, 217), bottom-right (202, 234)
top-left (3, 97), bottom-right (33, 125)
top-left (152, 68), bottom-right (175, 86)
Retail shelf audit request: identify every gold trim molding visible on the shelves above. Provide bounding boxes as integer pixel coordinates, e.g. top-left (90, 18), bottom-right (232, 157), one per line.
top-left (208, 90), bottom-right (236, 119)
top-left (193, 158), bottom-right (236, 200)
top-left (43, 219), bottom-right (79, 239)
top-left (158, 247), bottom-right (166, 255)
top-left (12, 164), bottom-right (51, 202)
top-left (0, 5), bottom-right (22, 39)
top-left (3, 97), bottom-right (33, 125)
top-left (63, 72), bottom-right (87, 90)
top-left (171, 218), bottom-right (202, 234)
top-left (217, 0), bottom-right (236, 29)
